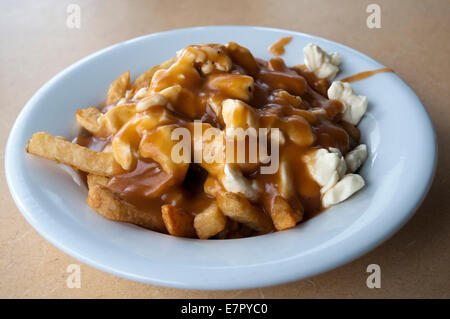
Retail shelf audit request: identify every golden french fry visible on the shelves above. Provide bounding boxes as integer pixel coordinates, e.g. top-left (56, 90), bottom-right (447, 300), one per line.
top-left (106, 71), bottom-right (130, 105)
top-left (98, 104), bottom-right (137, 135)
top-left (132, 58), bottom-right (176, 91)
top-left (161, 204), bottom-right (196, 238)
top-left (216, 192), bottom-right (273, 233)
top-left (268, 196), bottom-right (303, 231)
top-left (206, 74), bottom-right (254, 101)
top-left (139, 125), bottom-right (189, 183)
top-left (86, 181), bottom-right (166, 232)
top-left (225, 42), bottom-right (259, 76)
top-left (77, 104), bottom-right (137, 138)
top-left (76, 107), bottom-right (102, 135)
top-left (280, 115), bottom-right (315, 147)
top-left (26, 132), bottom-right (123, 176)
top-left (111, 106), bottom-right (177, 170)
top-left (86, 174), bottom-right (110, 188)
top-left (193, 201), bottom-right (227, 239)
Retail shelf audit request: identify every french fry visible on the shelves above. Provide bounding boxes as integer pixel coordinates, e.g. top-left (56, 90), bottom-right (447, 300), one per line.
top-left (225, 42), bottom-right (259, 76)
top-left (98, 104), bottom-right (137, 135)
top-left (86, 181), bottom-right (166, 232)
top-left (106, 70), bottom-right (130, 105)
top-left (86, 174), bottom-right (110, 187)
top-left (132, 58), bottom-right (176, 91)
top-left (268, 196), bottom-right (303, 231)
top-left (216, 192), bottom-right (273, 233)
top-left (203, 175), bottom-right (273, 233)
top-left (206, 74), bottom-right (254, 101)
top-left (194, 201), bottom-right (227, 239)
top-left (76, 107), bottom-right (102, 135)
top-left (139, 125), bottom-right (189, 183)
top-left (26, 132), bottom-right (123, 176)
top-left (77, 104), bottom-right (137, 137)
top-left (161, 204), bottom-right (196, 238)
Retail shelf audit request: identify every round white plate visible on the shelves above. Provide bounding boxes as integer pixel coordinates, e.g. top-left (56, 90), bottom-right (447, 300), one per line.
top-left (5, 26), bottom-right (436, 290)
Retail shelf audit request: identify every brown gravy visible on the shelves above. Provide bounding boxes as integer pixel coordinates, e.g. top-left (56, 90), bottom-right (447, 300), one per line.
top-left (341, 68), bottom-right (393, 83)
top-left (268, 37), bottom-right (293, 56)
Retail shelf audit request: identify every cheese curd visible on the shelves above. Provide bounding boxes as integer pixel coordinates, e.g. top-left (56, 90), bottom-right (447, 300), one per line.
top-left (345, 144), bottom-right (368, 173)
top-left (303, 43), bottom-right (341, 81)
top-left (221, 164), bottom-right (260, 202)
top-left (304, 146), bottom-right (367, 207)
top-left (322, 174), bottom-right (365, 208)
top-left (328, 81), bottom-right (368, 125)
top-left (304, 147), bottom-right (347, 194)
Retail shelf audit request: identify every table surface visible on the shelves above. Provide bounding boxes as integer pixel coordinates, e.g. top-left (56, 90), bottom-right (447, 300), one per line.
top-left (1, 0), bottom-right (449, 298)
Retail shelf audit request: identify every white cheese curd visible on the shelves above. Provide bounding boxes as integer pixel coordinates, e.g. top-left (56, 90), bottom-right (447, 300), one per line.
top-left (304, 148), bottom-right (347, 194)
top-left (322, 174), bottom-right (365, 208)
top-left (328, 81), bottom-right (368, 125)
top-left (303, 43), bottom-right (341, 81)
top-left (221, 164), bottom-right (259, 202)
top-left (345, 144), bottom-right (368, 172)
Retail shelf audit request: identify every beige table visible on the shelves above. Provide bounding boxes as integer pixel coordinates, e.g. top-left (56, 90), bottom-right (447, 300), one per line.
top-left (1, 0), bottom-right (449, 298)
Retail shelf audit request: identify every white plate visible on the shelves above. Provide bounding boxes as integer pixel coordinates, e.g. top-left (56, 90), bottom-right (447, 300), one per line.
top-left (5, 26), bottom-right (436, 290)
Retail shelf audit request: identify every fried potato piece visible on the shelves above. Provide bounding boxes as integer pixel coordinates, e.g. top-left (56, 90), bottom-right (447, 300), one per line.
top-left (139, 124), bottom-right (189, 183)
top-left (77, 104), bottom-right (138, 138)
top-left (269, 196), bottom-right (303, 231)
top-left (86, 180), bottom-right (166, 232)
top-left (206, 74), bottom-right (254, 102)
top-left (76, 107), bottom-right (102, 135)
top-left (98, 104), bottom-right (137, 135)
top-left (161, 204), bottom-right (196, 238)
top-left (225, 42), bottom-right (259, 76)
top-left (106, 71), bottom-right (130, 105)
top-left (111, 106), bottom-right (177, 170)
top-left (194, 201), bottom-right (227, 239)
top-left (132, 58), bottom-right (176, 91)
top-left (216, 192), bottom-right (273, 233)
top-left (26, 132), bottom-right (123, 176)
top-left (86, 174), bottom-right (110, 187)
